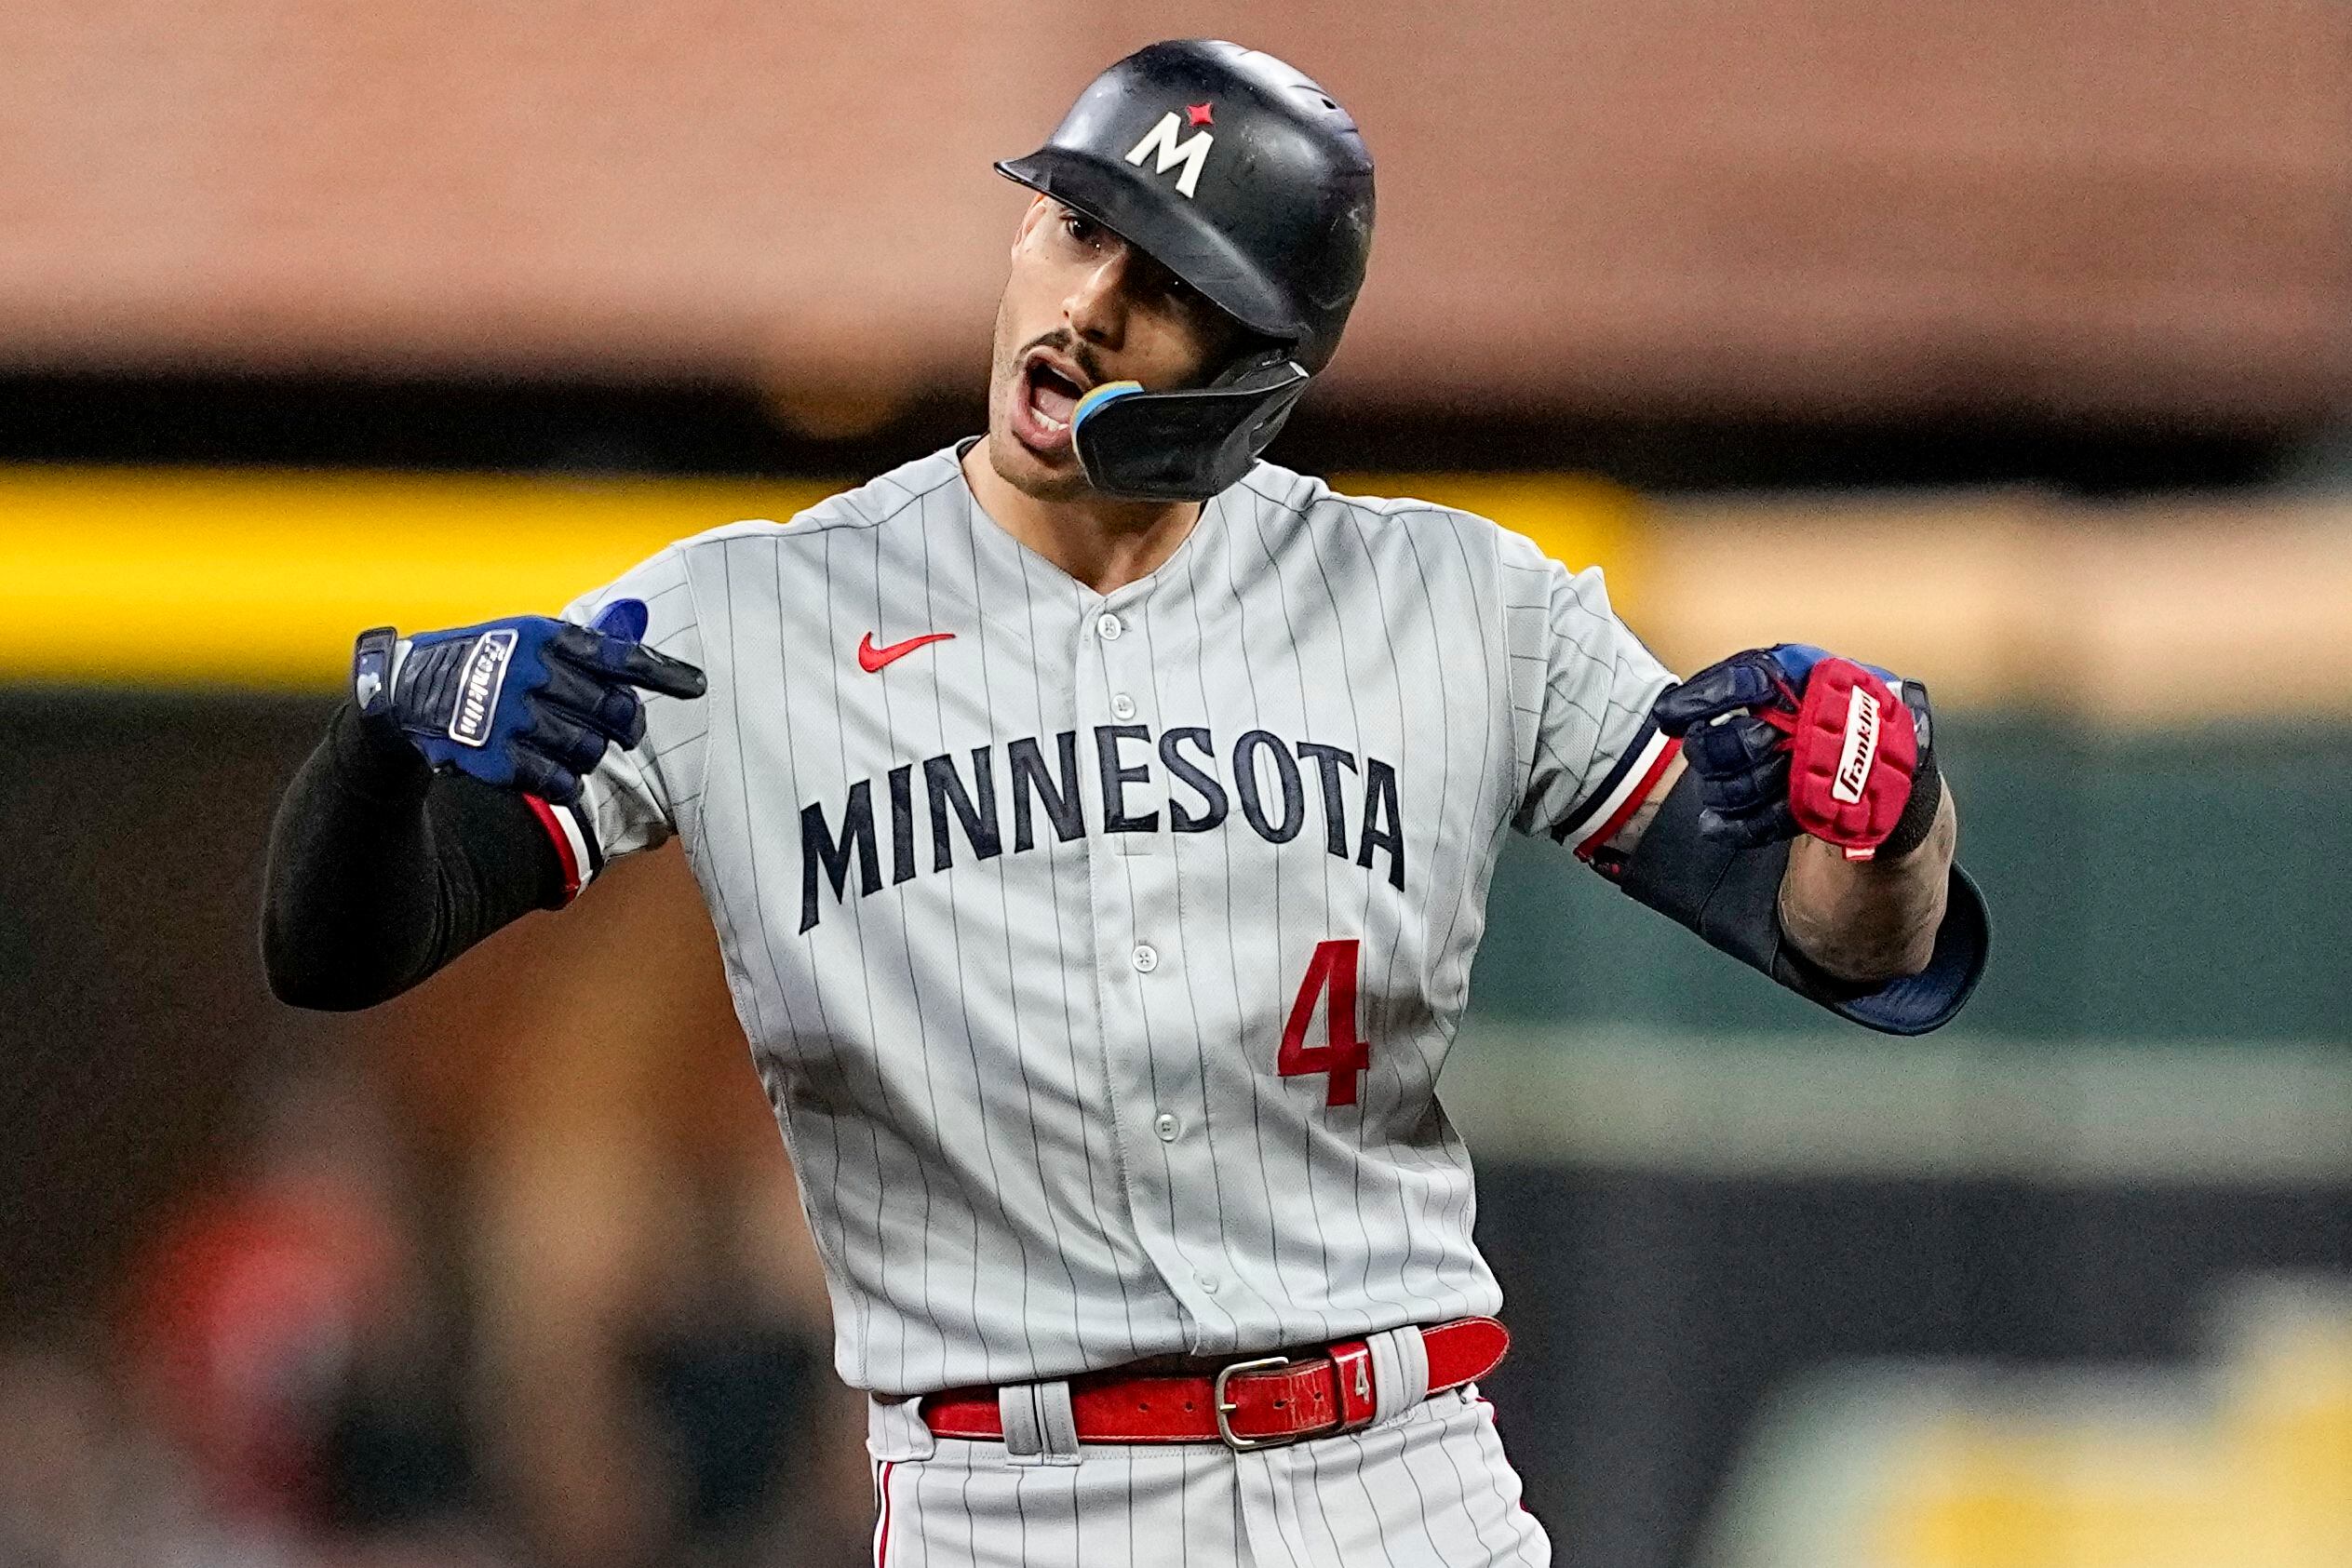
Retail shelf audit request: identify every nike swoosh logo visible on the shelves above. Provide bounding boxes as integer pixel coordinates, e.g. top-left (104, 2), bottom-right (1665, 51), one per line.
top-left (857, 631), bottom-right (955, 673)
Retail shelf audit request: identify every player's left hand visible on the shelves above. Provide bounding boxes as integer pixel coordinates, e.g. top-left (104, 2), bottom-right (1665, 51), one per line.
top-left (1651, 644), bottom-right (1937, 862)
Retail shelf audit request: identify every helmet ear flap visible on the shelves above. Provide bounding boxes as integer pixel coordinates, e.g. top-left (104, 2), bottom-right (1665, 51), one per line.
top-left (1071, 354), bottom-right (1309, 501)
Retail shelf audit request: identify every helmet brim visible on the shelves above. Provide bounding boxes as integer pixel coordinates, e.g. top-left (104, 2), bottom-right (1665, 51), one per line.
top-left (995, 149), bottom-right (1302, 344)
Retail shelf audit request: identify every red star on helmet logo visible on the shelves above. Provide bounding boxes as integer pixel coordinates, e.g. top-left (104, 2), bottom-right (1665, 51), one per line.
top-left (1186, 101), bottom-right (1215, 127)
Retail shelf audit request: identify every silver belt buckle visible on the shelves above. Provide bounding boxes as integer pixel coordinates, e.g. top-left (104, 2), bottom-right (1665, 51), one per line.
top-left (1212, 1355), bottom-right (1294, 1451)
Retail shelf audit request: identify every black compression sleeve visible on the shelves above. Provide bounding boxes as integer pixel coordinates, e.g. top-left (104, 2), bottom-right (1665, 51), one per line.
top-left (261, 703), bottom-right (567, 1011)
top-left (1614, 770), bottom-right (1990, 1036)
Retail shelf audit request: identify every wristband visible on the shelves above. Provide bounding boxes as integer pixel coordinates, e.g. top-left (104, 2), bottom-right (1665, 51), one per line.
top-left (1875, 744), bottom-right (1943, 862)
top-left (353, 626), bottom-right (401, 730)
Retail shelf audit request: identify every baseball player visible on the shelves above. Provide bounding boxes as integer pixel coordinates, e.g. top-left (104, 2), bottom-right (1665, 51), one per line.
top-left (263, 40), bottom-right (1987, 1566)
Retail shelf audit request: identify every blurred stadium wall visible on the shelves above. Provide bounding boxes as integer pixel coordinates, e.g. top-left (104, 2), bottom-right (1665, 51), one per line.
top-left (3, 6), bottom-right (2349, 1568)
top-left (4, 1), bottom-right (2345, 421)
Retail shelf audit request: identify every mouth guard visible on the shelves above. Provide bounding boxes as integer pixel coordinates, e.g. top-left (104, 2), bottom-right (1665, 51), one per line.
top-left (1071, 381), bottom-right (1145, 429)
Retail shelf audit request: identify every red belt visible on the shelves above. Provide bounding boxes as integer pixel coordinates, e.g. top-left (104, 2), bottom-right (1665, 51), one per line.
top-left (921, 1317), bottom-right (1508, 1452)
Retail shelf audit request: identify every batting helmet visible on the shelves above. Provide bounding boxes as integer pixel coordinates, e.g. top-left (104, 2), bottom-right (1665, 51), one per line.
top-left (996, 40), bottom-right (1376, 501)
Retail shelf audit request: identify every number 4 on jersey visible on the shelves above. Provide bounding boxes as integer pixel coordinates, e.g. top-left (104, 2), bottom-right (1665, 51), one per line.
top-left (1280, 939), bottom-right (1370, 1106)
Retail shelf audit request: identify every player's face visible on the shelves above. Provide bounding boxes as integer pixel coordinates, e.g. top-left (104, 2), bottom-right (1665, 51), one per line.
top-left (984, 197), bottom-right (1249, 503)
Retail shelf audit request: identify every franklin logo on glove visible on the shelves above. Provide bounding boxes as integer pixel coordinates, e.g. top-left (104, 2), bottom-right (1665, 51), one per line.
top-left (1653, 642), bottom-right (1941, 864)
top-left (450, 629), bottom-right (518, 747)
top-left (1831, 683), bottom-right (1881, 806)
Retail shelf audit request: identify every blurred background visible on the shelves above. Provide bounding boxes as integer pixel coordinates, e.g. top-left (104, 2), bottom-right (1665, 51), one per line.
top-left (3, 5), bottom-right (2347, 1566)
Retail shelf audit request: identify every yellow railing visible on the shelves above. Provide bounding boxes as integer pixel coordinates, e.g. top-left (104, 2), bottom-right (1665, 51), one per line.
top-left (6, 463), bottom-right (2349, 719)
top-left (0, 464), bottom-right (1643, 690)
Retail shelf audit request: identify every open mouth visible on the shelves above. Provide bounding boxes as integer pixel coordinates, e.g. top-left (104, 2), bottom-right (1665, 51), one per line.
top-left (1014, 350), bottom-right (1094, 454)
top-left (1028, 361), bottom-right (1085, 428)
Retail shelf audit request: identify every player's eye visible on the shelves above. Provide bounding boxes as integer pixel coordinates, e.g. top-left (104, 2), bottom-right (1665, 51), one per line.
top-left (1126, 256), bottom-right (1192, 308)
top-left (1061, 212), bottom-right (1100, 247)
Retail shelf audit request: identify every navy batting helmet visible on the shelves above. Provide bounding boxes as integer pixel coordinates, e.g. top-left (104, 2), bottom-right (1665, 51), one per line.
top-left (996, 40), bottom-right (1376, 501)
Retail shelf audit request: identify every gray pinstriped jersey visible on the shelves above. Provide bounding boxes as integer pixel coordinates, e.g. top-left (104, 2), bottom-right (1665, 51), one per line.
top-left (552, 443), bottom-right (1673, 1398)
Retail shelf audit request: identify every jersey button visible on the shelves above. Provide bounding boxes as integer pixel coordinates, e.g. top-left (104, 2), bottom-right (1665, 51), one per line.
top-left (1197, 1274), bottom-right (1220, 1294)
top-left (1095, 612), bottom-right (1124, 641)
top-left (1132, 944), bottom-right (1159, 973)
top-left (1154, 1112), bottom-right (1181, 1142)
top-left (1110, 692), bottom-right (1136, 720)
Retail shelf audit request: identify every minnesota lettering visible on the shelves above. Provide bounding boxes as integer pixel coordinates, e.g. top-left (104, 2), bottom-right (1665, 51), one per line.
top-left (799, 725), bottom-right (1405, 932)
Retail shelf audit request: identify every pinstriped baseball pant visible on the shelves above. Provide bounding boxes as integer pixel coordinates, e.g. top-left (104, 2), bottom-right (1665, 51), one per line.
top-left (866, 1385), bottom-right (1551, 1567)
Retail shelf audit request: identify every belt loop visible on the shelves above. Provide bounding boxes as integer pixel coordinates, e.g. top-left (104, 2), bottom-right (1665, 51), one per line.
top-left (867, 1394), bottom-right (937, 1463)
top-left (1000, 1380), bottom-right (1082, 1467)
top-left (998, 1385), bottom-right (1042, 1462)
top-left (1366, 1325), bottom-right (1431, 1427)
top-left (1037, 1379), bottom-right (1082, 1464)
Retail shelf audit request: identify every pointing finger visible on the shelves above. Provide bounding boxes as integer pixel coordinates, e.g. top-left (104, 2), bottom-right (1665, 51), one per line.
top-left (606, 640), bottom-right (708, 700)
top-left (552, 624), bottom-right (709, 700)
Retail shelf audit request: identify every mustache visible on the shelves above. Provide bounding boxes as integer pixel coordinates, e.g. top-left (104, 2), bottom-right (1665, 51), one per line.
top-left (1017, 329), bottom-right (1108, 387)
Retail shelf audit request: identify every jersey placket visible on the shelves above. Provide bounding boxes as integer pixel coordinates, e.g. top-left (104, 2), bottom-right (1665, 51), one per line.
top-left (1074, 582), bottom-right (1239, 1347)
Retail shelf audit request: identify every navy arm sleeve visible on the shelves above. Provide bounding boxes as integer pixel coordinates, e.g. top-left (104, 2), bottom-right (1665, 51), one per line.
top-left (261, 703), bottom-right (567, 1011)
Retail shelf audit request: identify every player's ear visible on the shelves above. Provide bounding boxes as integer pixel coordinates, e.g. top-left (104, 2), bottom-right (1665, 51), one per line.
top-left (1013, 195), bottom-right (1052, 258)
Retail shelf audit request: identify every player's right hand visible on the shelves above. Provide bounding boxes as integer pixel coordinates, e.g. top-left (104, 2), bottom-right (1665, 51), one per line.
top-left (350, 598), bottom-right (706, 806)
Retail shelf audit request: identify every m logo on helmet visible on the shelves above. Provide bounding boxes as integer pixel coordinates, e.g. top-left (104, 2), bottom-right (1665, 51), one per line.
top-left (1125, 111), bottom-right (1214, 198)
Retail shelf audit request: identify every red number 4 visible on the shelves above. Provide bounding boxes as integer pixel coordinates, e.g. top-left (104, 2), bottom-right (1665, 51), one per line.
top-left (1280, 939), bottom-right (1370, 1106)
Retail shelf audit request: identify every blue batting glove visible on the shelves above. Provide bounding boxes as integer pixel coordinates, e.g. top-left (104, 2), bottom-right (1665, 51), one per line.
top-left (351, 598), bottom-right (706, 806)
